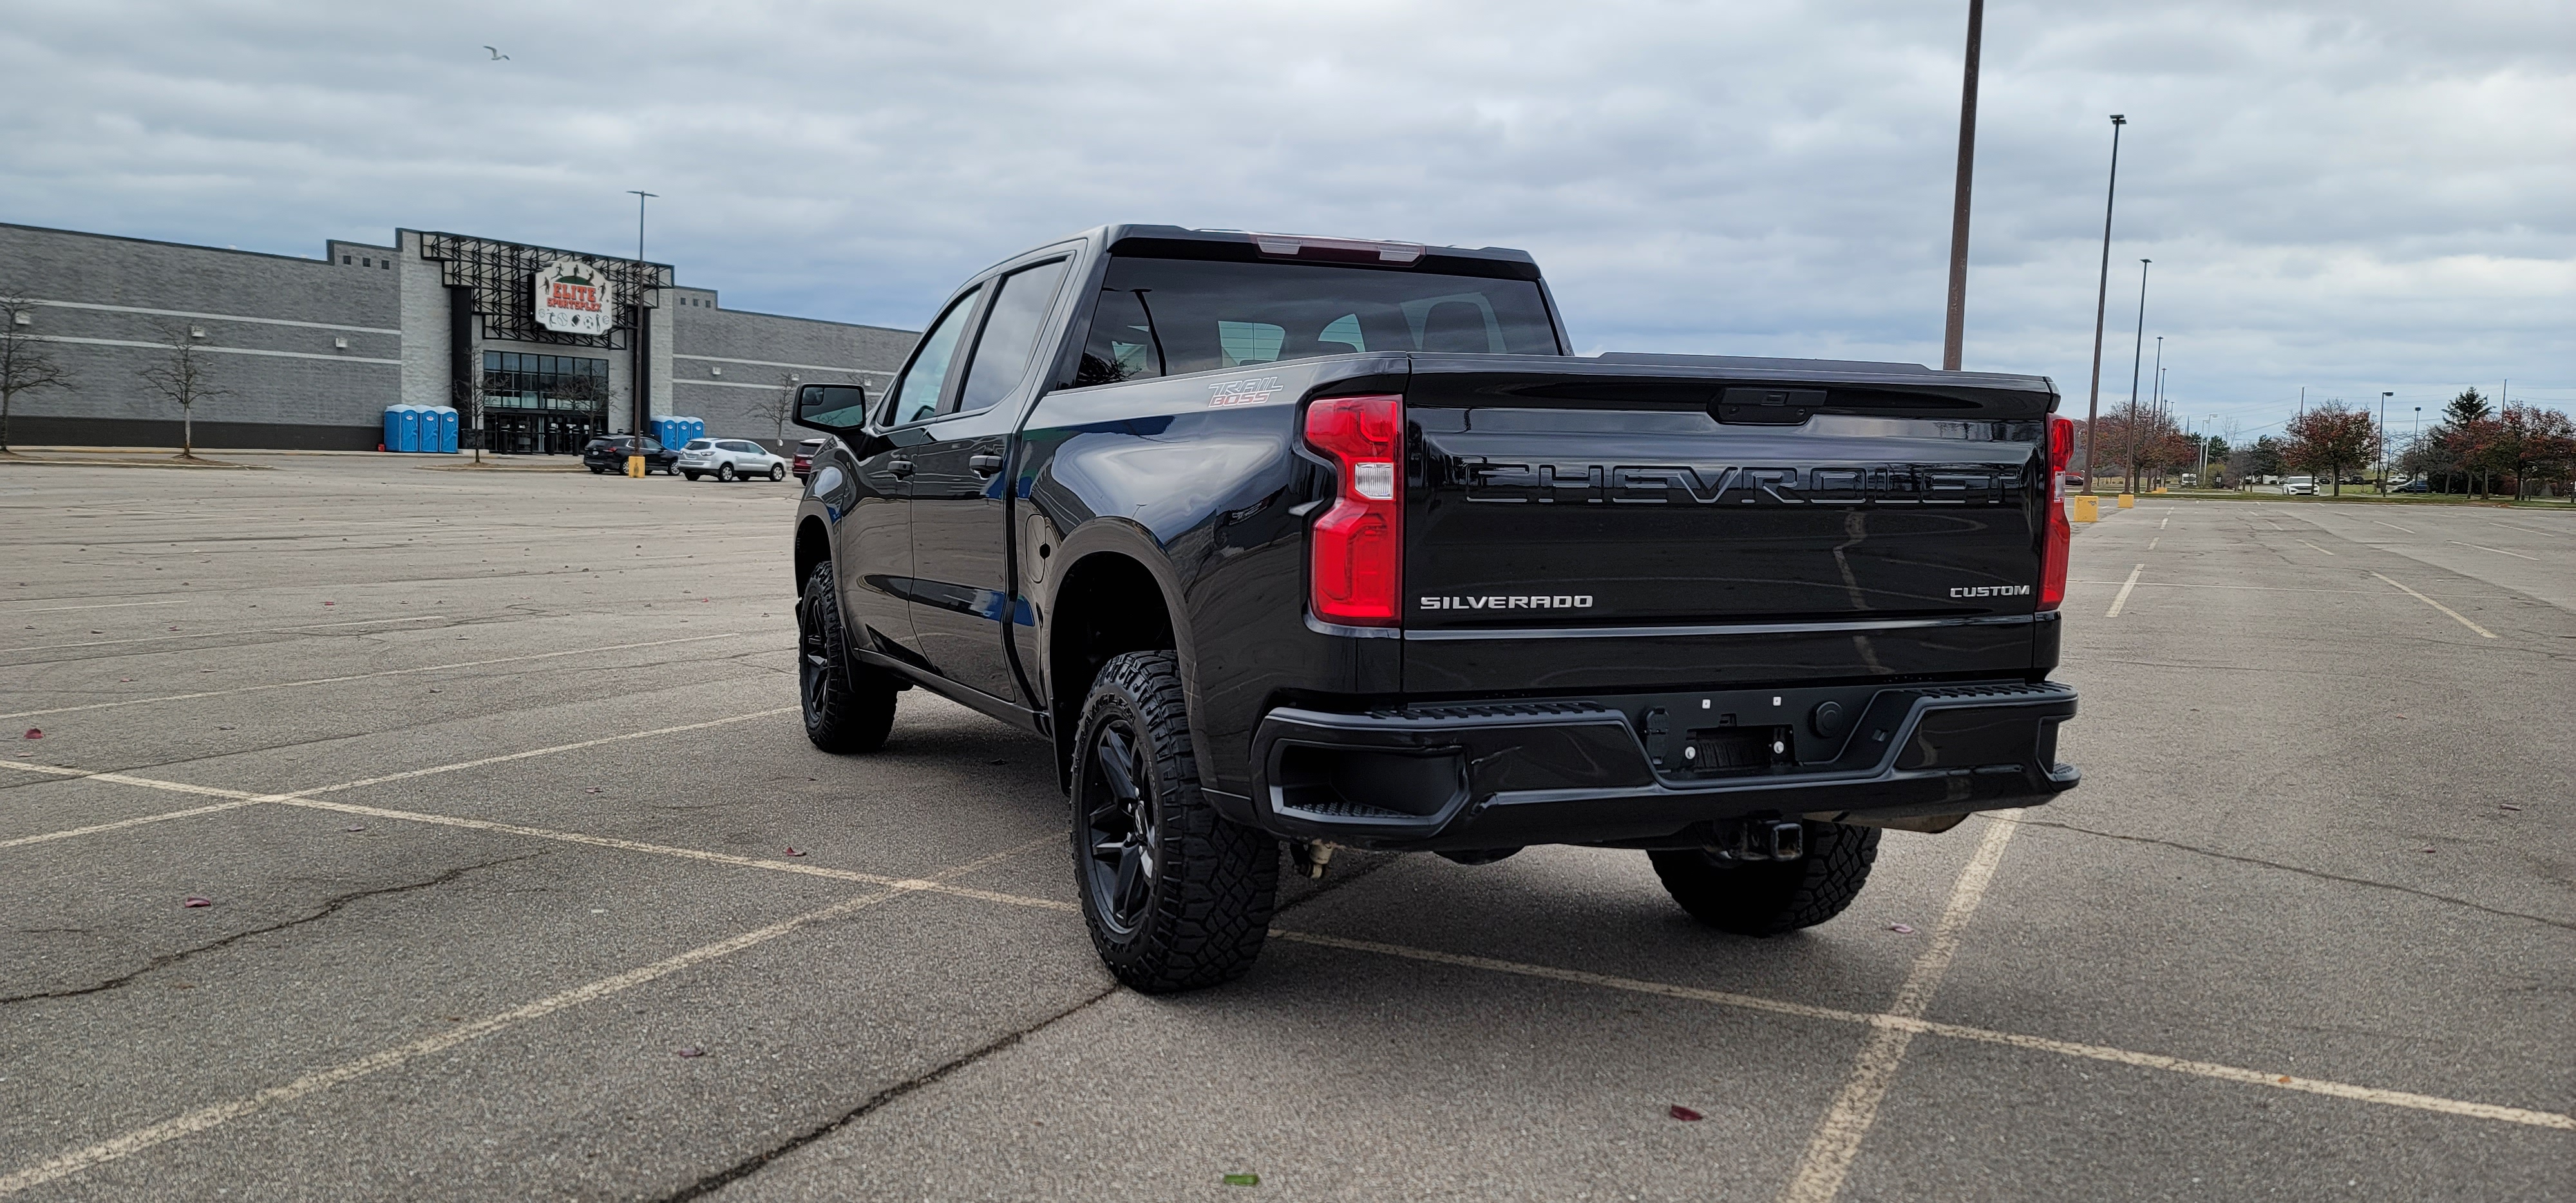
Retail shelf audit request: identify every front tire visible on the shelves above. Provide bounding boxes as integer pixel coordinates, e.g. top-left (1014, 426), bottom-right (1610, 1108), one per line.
top-left (769, 464), bottom-right (786, 482)
top-left (1648, 822), bottom-right (1880, 936)
top-left (1073, 651), bottom-right (1278, 993)
top-left (797, 564), bottom-right (896, 753)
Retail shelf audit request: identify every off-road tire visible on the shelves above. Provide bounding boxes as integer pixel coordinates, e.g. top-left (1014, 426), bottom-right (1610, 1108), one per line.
top-left (1073, 650), bottom-right (1279, 993)
top-left (797, 564), bottom-right (896, 753)
top-left (717, 462), bottom-right (737, 482)
top-left (1648, 822), bottom-right (1880, 936)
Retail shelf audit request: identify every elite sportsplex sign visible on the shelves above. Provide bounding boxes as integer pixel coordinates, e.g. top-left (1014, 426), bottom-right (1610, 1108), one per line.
top-left (533, 260), bottom-right (614, 335)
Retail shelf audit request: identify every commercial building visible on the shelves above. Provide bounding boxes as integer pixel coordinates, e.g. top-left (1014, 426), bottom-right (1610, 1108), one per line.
top-left (0, 222), bottom-right (916, 452)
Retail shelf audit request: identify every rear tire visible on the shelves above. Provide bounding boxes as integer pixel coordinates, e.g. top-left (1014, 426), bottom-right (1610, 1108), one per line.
top-left (1072, 650), bottom-right (1278, 993)
top-left (797, 564), bottom-right (896, 753)
top-left (1648, 822), bottom-right (1880, 936)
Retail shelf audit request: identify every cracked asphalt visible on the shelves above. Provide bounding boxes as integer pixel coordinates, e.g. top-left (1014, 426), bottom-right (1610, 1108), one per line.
top-left (0, 459), bottom-right (2569, 1201)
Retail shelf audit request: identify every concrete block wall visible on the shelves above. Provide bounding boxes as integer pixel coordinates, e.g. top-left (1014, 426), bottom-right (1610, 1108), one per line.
top-left (667, 294), bottom-right (915, 446)
top-left (2, 223), bottom-right (401, 449)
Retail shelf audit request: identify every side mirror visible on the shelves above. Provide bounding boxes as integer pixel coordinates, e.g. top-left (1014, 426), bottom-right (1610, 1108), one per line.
top-left (794, 383), bottom-right (871, 433)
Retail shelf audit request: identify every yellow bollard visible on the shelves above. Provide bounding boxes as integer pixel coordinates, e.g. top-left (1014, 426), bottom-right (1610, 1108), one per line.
top-left (627, 454), bottom-right (647, 478)
top-left (2116, 493), bottom-right (2135, 509)
top-left (2150, 486), bottom-right (2168, 495)
top-left (2072, 495), bottom-right (2099, 523)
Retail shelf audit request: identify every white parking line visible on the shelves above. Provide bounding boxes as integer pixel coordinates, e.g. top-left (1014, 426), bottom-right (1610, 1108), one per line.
top-left (2374, 520), bottom-right (2415, 534)
top-left (1779, 814), bottom-right (2022, 1202)
top-left (1, 615), bottom-right (449, 654)
top-left (0, 835), bottom-right (1055, 1196)
top-left (0, 633), bottom-right (744, 721)
top-left (2295, 539), bottom-right (2336, 556)
top-left (2450, 540), bottom-right (2539, 561)
top-left (2146, 537), bottom-right (2159, 551)
top-left (1273, 929), bottom-right (2575, 1135)
top-left (2371, 573), bottom-right (2499, 639)
top-left (2158, 515), bottom-right (2169, 529)
top-left (2104, 564), bottom-right (2145, 618)
top-left (2490, 522), bottom-right (2564, 538)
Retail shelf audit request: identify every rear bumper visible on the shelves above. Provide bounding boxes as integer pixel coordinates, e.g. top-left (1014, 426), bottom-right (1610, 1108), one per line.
top-left (1220, 681), bottom-right (2078, 851)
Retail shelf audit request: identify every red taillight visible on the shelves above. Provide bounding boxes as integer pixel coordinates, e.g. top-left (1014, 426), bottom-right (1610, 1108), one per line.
top-left (2040, 415), bottom-right (2073, 611)
top-left (1305, 394), bottom-right (1404, 627)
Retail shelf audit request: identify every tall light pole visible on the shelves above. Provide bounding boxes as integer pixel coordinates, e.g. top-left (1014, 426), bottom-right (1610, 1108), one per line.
top-left (625, 189), bottom-right (658, 479)
top-left (2081, 115), bottom-right (2127, 494)
top-left (1940, 0), bottom-right (1985, 371)
top-left (2124, 258), bottom-right (2150, 495)
top-left (2150, 337), bottom-right (2164, 488)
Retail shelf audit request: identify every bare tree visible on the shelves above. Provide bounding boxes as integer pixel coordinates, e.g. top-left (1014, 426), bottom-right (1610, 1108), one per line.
top-left (759, 374), bottom-right (799, 444)
top-left (137, 326), bottom-right (232, 459)
top-left (0, 294), bottom-right (76, 454)
top-left (451, 373), bottom-right (488, 464)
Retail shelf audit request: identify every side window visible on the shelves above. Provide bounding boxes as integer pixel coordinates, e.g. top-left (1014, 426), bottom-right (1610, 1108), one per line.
top-left (889, 285), bottom-right (984, 425)
top-left (953, 259), bottom-right (1072, 416)
top-left (1075, 287), bottom-right (1163, 386)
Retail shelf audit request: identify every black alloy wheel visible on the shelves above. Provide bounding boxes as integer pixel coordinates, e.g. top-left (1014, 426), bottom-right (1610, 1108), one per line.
top-left (717, 462), bottom-right (737, 482)
top-left (795, 563), bottom-right (896, 752)
top-left (1081, 718), bottom-right (1160, 936)
top-left (1070, 651), bottom-right (1278, 992)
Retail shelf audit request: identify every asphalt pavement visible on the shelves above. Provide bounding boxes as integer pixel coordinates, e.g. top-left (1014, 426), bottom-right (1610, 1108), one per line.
top-left (0, 458), bottom-right (2568, 1201)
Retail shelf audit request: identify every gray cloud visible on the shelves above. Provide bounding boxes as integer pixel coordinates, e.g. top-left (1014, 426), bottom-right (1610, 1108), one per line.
top-left (3, 0), bottom-right (2568, 433)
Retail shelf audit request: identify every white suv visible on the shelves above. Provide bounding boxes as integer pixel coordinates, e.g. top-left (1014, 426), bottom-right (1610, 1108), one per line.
top-left (679, 439), bottom-right (790, 482)
top-left (2282, 475), bottom-right (2317, 496)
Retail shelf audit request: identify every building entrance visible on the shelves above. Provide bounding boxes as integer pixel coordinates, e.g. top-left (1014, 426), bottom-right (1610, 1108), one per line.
top-left (480, 352), bottom-right (610, 454)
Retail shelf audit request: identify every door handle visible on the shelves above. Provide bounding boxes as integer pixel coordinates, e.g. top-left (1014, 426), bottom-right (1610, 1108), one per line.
top-left (889, 459), bottom-right (914, 478)
top-left (968, 453), bottom-right (1005, 476)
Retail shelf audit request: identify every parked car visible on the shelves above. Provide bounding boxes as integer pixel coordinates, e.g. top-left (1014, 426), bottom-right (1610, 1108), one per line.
top-left (2391, 478), bottom-right (2430, 493)
top-left (583, 435), bottom-right (679, 475)
top-left (679, 438), bottom-right (790, 482)
top-left (2283, 475), bottom-right (2318, 495)
top-left (792, 438), bottom-right (825, 480)
top-left (787, 223), bottom-right (2081, 992)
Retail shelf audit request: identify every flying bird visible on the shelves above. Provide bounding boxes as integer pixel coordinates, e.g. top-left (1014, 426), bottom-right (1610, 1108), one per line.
top-left (483, 46), bottom-right (509, 61)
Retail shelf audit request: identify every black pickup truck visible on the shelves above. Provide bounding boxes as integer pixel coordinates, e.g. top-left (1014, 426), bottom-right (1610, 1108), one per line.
top-left (788, 225), bottom-right (2078, 992)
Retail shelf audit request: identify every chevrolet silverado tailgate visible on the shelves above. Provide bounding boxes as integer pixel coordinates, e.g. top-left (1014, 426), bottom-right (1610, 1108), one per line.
top-left (1401, 354), bottom-right (2059, 694)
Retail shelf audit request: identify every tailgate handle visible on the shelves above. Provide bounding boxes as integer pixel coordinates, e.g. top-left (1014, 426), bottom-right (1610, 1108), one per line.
top-left (1716, 387), bottom-right (1823, 425)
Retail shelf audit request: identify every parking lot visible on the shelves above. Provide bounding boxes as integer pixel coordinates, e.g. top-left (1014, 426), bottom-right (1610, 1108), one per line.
top-left (1, 456), bottom-right (2569, 1201)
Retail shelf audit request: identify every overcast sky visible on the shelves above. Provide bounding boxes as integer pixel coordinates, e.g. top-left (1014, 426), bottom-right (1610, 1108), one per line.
top-left (4, 1), bottom-right (2568, 440)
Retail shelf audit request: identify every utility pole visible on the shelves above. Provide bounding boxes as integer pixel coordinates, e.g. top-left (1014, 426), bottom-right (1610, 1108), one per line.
top-left (2081, 115), bottom-right (2126, 494)
top-left (2125, 259), bottom-right (2149, 495)
top-left (1940, 0), bottom-right (1985, 372)
top-left (625, 189), bottom-right (658, 479)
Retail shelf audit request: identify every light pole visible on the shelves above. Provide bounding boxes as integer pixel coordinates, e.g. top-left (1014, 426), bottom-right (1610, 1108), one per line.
top-left (1941, 0), bottom-right (1985, 371)
top-left (2150, 337), bottom-right (2164, 488)
top-left (2081, 115), bottom-right (2127, 495)
top-left (2125, 258), bottom-right (2150, 495)
top-left (625, 189), bottom-right (658, 478)
top-left (2378, 391), bottom-right (2392, 492)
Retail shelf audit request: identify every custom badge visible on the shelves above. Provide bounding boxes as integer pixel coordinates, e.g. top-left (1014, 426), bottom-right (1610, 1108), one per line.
top-left (1207, 375), bottom-right (1282, 408)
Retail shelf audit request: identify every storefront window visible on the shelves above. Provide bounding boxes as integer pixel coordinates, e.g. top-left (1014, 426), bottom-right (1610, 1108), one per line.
top-left (482, 352), bottom-right (609, 410)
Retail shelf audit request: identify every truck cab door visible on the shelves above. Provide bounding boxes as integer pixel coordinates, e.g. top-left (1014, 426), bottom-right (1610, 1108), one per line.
top-left (904, 256), bottom-right (1074, 708)
top-left (839, 283), bottom-right (987, 672)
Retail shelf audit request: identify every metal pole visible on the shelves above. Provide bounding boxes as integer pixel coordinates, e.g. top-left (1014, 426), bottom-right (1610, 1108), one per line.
top-left (2081, 116), bottom-right (2126, 493)
top-left (624, 190), bottom-right (658, 478)
top-left (2150, 337), bottom-right (2164, 488)
top-left (1941, 0), bottom-right (1984, 371)
top-left (2125, 259), bottom-right (2150, 494)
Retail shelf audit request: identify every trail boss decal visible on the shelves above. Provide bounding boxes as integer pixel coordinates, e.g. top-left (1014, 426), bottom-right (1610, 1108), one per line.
top-left (1208, 375), bottom-right (1282, 408)
top-left (1949, 585), bottom-right (2032, 598)
top-left (533, 259), bottom-right (614, 335)
top-left (1419, 594), bottom-right (1594, 611)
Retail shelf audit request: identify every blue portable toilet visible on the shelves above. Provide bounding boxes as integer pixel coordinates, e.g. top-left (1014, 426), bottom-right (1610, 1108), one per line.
top-left (433, 406), bottom-right (460, 453)
top-left (686, 417), bottom-right (706, 446)
top-left (396, 406), bottom-right (424, 453)
top-left (381, 406), bottom-right (403, 451)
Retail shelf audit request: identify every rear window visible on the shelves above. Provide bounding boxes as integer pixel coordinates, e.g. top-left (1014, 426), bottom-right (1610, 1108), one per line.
top-left (685, 439), bottom-right (713, 451)
top-left (1074, 257), bottom-right (1560, 386)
